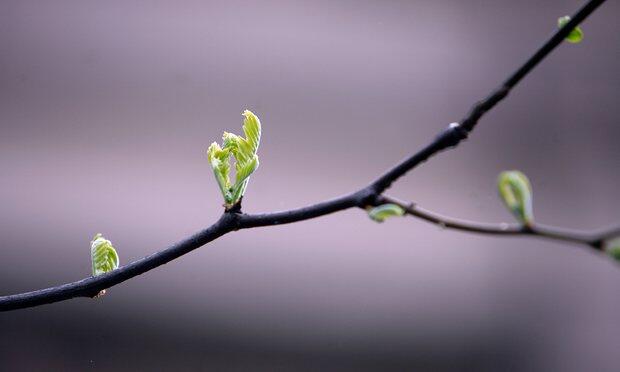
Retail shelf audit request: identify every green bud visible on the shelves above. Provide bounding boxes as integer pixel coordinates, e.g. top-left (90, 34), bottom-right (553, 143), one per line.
top-left (558, 16), bottom-right (584, 44)
top-left (91, 233), bottom-right (120, 276)
top-left (368, 204), bottom-right (405, 223)
top-left (497, 170), bottom-right (534, 227)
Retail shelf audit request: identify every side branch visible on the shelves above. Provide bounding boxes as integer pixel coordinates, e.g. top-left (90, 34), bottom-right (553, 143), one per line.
top-left (379, 195), bottom-right (620, 250)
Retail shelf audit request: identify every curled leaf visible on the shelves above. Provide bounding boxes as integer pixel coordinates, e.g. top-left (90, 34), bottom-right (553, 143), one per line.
top-left (207, 110), bottom-right (261, 207)
top-left (368, 204), bottom-right (405, 223)
top-left (91, 233), bottom-right (119, 276)
top-left (558, 16), bottom-right (584, 43)
top-left (497, 170), bottom-right (534, 227)
top-left (207, 142), bottom-right (232, 202)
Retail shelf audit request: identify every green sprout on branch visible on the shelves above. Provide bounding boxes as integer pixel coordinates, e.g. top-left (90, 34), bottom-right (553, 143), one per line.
top-left (497, 170), bottom-right (534, 227)
top-left (367, 204), bottom-right (405, 223)
top-left (91, 233), bottom-right (119, 277)
top-left (558, 15), bottom-right (584, 43)
top-left (207, 110), bottom-right (261, 208)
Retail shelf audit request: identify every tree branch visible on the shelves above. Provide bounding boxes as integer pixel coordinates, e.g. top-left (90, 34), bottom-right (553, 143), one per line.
top-left (371, 0), bottom-right (606, 193)
top-left (378, 195), bottom-right (620, 250)
top-left (0, 214), bottom-right (236, 311)
top-left (0, 0), bottom-right (611, 312)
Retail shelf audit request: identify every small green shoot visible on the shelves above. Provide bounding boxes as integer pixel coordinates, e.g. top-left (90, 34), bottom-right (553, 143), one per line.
top-left (91, 233), bottom-right (120, 277)
top-left (368, 204), bottom-right (405, 223)
top-left (497, 170), bottom-right (534, 227)
top-left (558, 16), bottom-right (584, 43)
top-left (207, 110), bottom-right (261, 208)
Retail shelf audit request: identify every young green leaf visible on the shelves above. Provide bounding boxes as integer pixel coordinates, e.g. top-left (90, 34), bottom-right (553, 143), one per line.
top-left (497, 170), bottom-right (534, 227)
top-left (207, 142), bottom-right (232, 203)
top-left (368, 204), bottom-right (405, 223)
top-left (207, 110), bottom-right (261, 207)
top-left (91, 233), bottom-right (120, 276)
top-left (558, 16), bottom-right (584, 43)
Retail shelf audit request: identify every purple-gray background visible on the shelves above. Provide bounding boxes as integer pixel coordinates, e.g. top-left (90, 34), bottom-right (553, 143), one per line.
top-left (1, 0), bottom-right (619, 370)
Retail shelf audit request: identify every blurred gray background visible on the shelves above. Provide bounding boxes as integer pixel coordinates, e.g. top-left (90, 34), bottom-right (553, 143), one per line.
top-left (1, 0), bottom-right (619, 371)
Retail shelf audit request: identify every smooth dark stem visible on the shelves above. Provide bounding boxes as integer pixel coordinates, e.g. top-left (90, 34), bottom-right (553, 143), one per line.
top-left (0, 214), bottom-right (236, 311)
top-left (0, 0), bottom-right (611, 312)
top-left (461, 0), bottom-right (605, 132)
top-left (371, 0), bottom-right (606, 193)
top-left (503, 0), bottom-right (604, 89)
top-left (370, 124), bottom-right (468, 193)
top-left (237, 191), bottom-right (366, 228)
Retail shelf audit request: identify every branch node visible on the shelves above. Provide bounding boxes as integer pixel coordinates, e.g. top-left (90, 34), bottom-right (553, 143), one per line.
top-left (357, 187), bottom-right (380, 208)
top-left (224, 198), bottom-right (243, 214)
top-left (438, 122), bottom-right (468, 148)
top-left (590, 239), bottom-right (604, 251)
top-left (460, 85), bottom-right (510, 131)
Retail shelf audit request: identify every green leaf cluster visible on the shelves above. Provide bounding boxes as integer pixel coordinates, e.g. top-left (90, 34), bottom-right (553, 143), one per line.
top-left (207, 110), bottom-right (261, 207)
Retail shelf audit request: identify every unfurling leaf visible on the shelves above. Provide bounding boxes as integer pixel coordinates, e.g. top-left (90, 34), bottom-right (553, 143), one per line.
top-left (207, 142), bottom-right (231, 202)
top-left (558, 16), bottom-right (584, 43)
top-left (368, 204), bottom-right (405, 223)
top-left (207, 110), bottom-right (262, 208)
top-left (497, 170), bottom-right (534, 227)
top-left (91, 233), bottom-right (119, 276)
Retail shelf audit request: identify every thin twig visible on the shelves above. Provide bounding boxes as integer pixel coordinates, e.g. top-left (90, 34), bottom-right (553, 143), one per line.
top-left (0, 0), bottom-right (612, 312)
top-left (370, 0), bottom-right (606, 193)
top-left (378, 195), bottom-right (620, 249)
